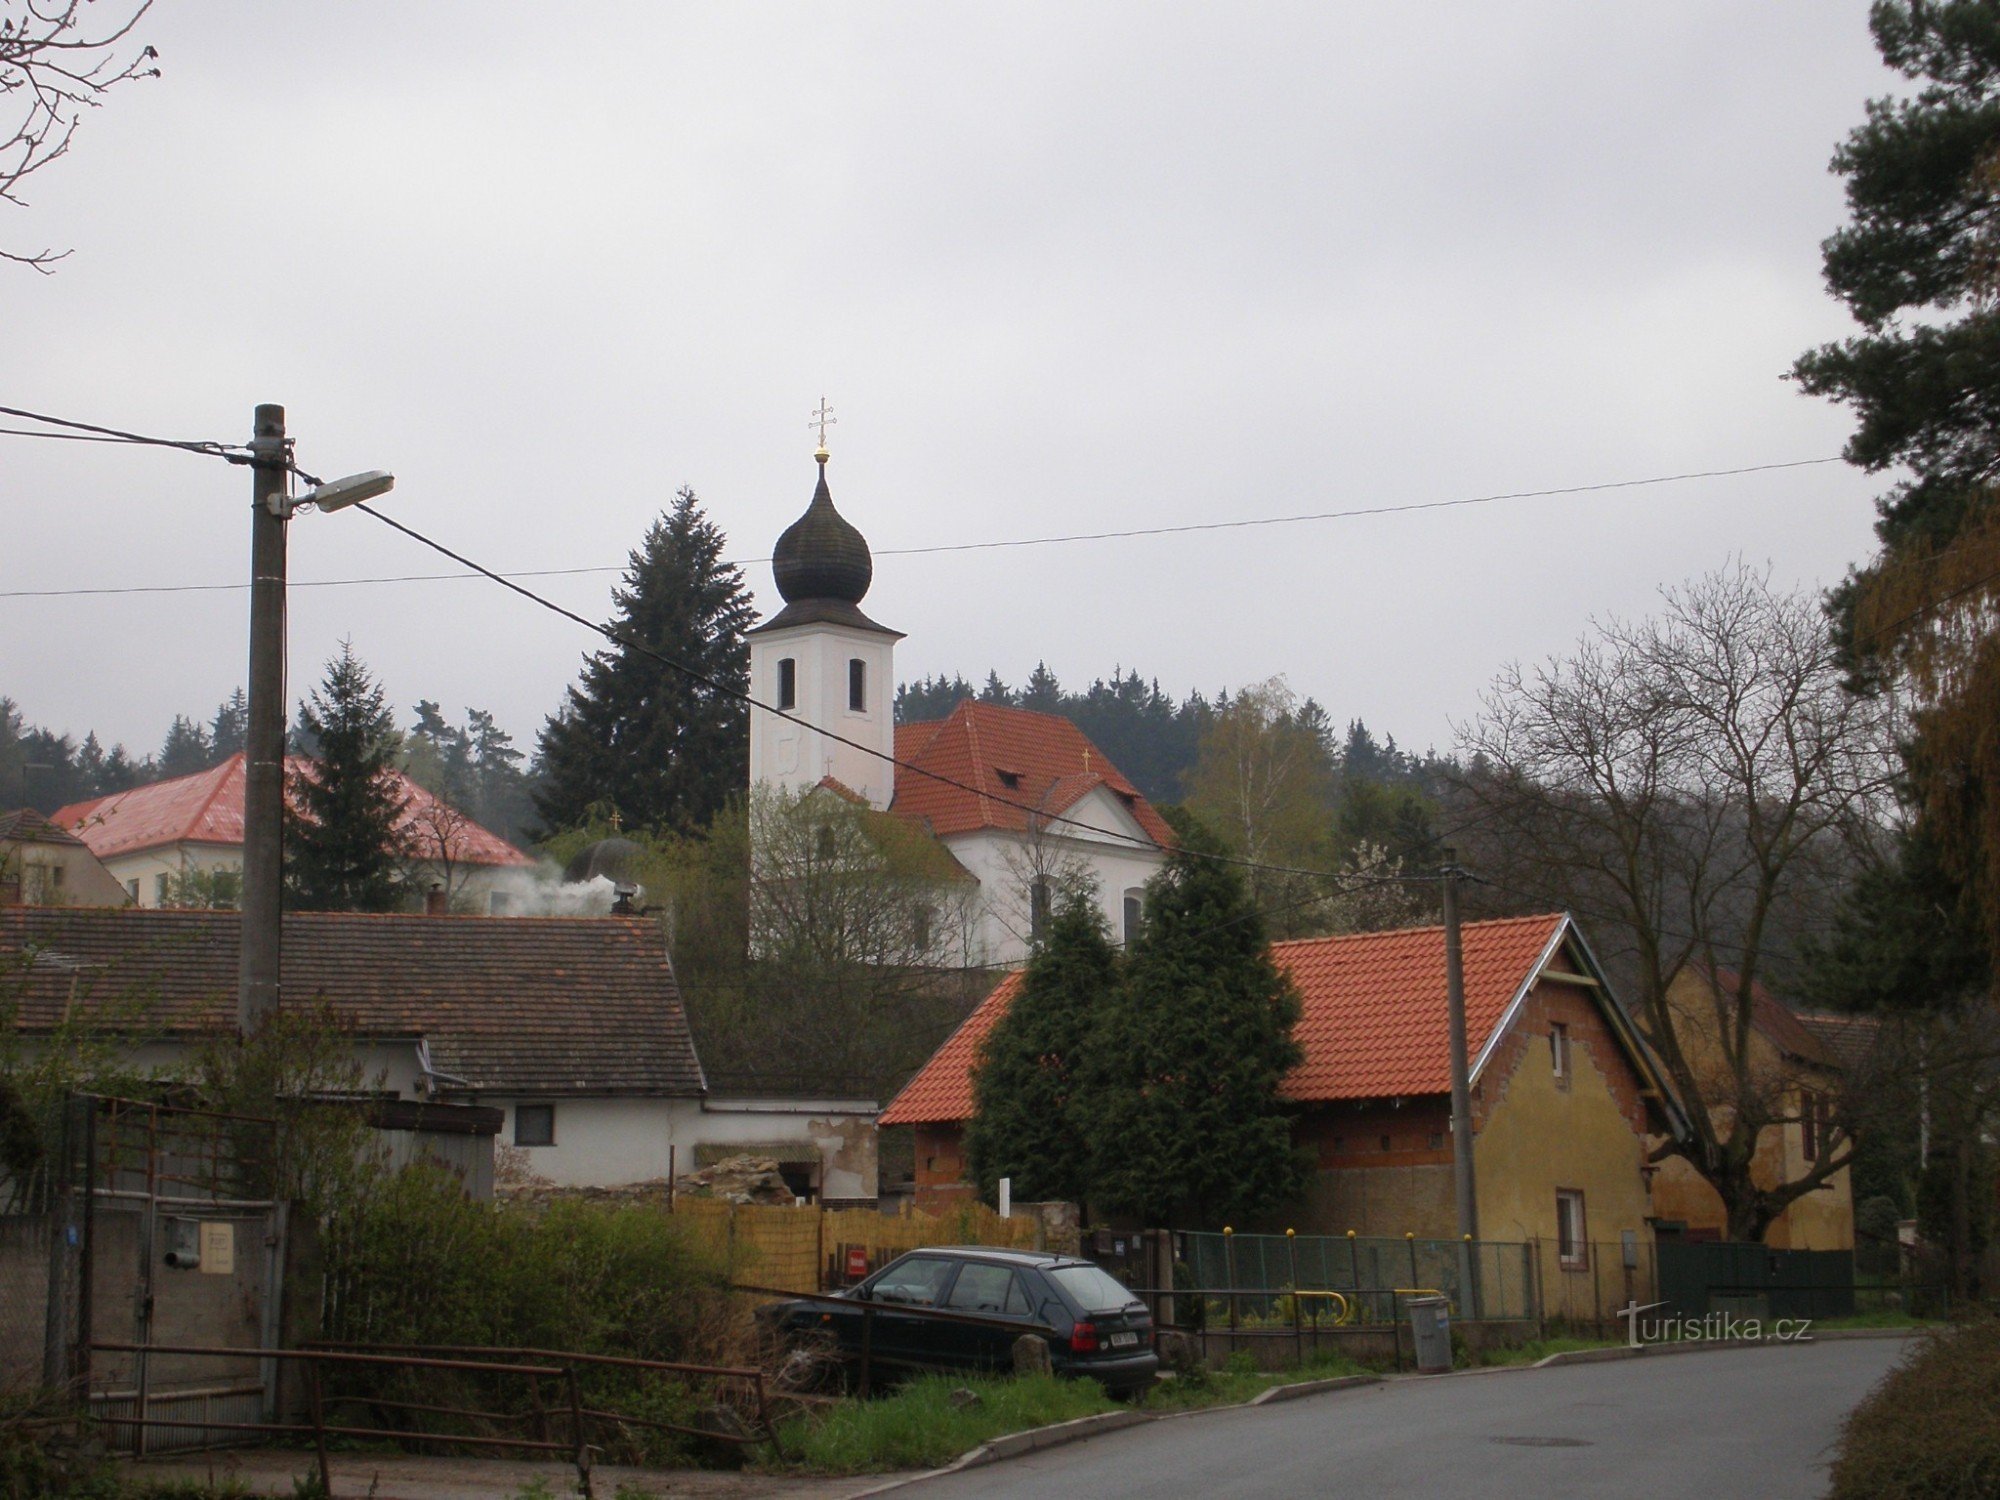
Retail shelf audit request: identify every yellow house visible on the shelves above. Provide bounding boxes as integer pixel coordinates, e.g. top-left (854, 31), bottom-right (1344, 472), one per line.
top-left (1645, 966), bottom-right (1854, 1250)
top-left (884, 912), bottom-right (1694, 1321)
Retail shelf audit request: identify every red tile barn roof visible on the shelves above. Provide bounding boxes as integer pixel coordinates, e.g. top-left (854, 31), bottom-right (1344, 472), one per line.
top-left (881, 913), bottom-right (1580, 1126)
top-left (53, 754), bottom-right (533, 869)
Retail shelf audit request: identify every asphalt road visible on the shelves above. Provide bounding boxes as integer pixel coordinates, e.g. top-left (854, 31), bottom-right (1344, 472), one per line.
top-left (898, 1338), bottom-right (1911, 1500)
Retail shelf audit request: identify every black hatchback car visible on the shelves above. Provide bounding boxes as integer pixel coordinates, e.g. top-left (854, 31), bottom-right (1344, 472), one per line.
top-left (759, 1247), bottom-right (1158, 1395)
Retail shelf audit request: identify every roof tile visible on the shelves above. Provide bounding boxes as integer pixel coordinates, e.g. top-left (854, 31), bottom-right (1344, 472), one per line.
top-left (880, 913), bottom-right (1569, 1125)
top-left (53, 754), bottom-right (533, 869)
top-left (1, 907), bottom-right (701, 1097)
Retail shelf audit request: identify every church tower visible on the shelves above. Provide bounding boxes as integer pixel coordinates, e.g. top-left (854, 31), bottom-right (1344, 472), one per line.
top-left (747, 439), bottom-right (903, 809)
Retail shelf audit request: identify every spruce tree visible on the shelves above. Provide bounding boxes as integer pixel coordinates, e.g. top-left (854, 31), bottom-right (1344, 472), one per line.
top-left (285, 644), bottom-right (410, 912)
top-left (966, 894), bottom-right (1120, 1204)
top-left (534, 488), bottom-right (756, 836)
top-left (157, 715), bottom-right (213, 778)
top-left (1085, 816), bottom-right (1308, 1227)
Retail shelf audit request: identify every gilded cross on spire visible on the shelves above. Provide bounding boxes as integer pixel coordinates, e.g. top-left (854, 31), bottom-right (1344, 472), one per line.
top-left (808, 397), bottom-right (837, 460)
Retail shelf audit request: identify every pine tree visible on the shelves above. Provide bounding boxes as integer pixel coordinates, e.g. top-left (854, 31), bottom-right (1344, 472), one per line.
top-left (157, 715), bottom-right (213, 779)
top-left (284, 644), bottom-right (410, 912)
top-left (1084, 816), bottom-right (1309, 1226)
top-left (209, 689), bottom-right (248, 761)
top-left (966, 894), bottom-right (1120, 1204)
top-left (534, 488), bottom-right (756, 836)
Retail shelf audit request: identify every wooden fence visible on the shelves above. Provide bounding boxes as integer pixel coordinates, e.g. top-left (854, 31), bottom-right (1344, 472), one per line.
top-left (671, 1198), bottom-right (1044, 1294)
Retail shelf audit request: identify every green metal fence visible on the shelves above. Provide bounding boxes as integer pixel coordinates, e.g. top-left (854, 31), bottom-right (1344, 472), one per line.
top-left (1181, 1230), bottom-right (1539, 1322)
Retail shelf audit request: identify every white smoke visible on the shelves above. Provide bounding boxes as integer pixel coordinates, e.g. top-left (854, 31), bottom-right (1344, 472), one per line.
top-left (487, 866), bottom-right (642, 917)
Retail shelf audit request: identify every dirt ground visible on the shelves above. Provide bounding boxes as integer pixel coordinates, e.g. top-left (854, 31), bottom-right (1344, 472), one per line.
top-left (123, 1448), bottom-right (904, 1499)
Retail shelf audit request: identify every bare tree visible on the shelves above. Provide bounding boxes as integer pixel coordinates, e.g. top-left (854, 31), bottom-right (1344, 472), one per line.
top-left (1457, 563), bottom-right (1896, 1241)
top-left (2, 0), bottom-right (158, 271)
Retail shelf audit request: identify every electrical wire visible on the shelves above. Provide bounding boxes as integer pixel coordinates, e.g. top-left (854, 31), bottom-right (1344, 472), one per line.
top-left (0, 404), bottom-right (247, 462)
top-left (1, 454), bottom-right (1848, 601)
top-left (348, 498), bottom-right (1439, 892)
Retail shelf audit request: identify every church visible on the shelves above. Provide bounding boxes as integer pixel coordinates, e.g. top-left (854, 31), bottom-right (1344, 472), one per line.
top-left (746, 439), bottom-right (1172, 968)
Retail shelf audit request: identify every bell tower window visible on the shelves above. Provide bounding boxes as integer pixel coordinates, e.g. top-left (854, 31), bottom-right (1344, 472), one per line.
top-left (777, 658), bottom-right (797, 710)
top-left (849, 658), bottom-right (867, 712)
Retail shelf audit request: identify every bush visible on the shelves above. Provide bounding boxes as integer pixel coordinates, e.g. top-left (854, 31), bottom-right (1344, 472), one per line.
top-left (1828, 1319), bottom-right (2000, 1499)
top-left (318, 1167), bottom-right (737, 1464)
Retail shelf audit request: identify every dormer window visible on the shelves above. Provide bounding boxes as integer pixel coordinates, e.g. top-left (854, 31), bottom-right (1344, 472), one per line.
top-left (849, 658), bottom-right (866, 712)
top-left (777, 657), bottom-right (797, 710)
top-left (995, 768), bottom-right (1023, 790)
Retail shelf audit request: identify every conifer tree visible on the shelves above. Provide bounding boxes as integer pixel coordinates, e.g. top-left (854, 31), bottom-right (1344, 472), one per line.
top-left (966, 893), bottom-right (1119, 1204)
top-left (157, 715), bottom-right (213, 779)
top-left (534, 488), bottom-right (756, 836)
top-left (1084, 816), bottom-right (1309, 1226)
top-left (209, 689), bottom-right (248, 760)
top-left (285, 644), bottom-right (409, 912)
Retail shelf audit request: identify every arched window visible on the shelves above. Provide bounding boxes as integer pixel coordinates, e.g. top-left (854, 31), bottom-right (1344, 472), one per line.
top-left (816, 824), bottom-right (837, 860)
top-left (777, 657), bottom-right (797, 710)
top-left (1123, 889), bottom-right (1144, 946)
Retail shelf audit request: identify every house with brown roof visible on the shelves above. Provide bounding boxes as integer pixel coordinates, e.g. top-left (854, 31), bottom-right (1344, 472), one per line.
top-left (52, 754), bottom-right (534, 913)
top-left (745, 451), bottom-right (1171, 966)
top-left (884, 913), bottom-right (1691, 1290)
top-left (1644, 965), bottom-right (1855, 1250)
top-left (1, 906), bottom-right (878, 1195)
top-left (0, 808), bottom-right (131, 908)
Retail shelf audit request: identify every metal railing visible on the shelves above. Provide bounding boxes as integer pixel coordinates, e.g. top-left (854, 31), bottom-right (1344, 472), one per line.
top-left (92, 1340), bottom-right (778, 1497)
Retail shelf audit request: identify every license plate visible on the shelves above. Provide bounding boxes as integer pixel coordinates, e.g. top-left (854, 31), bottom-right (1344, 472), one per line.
top-left (1108, 1331), bottom-right (1139, 1348)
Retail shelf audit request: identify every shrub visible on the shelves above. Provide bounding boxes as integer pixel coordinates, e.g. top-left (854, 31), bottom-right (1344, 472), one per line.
top-left (1828, 1320), bottom-right (2000, 1499)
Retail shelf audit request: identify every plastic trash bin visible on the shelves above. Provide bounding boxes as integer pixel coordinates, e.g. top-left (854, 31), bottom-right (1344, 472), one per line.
top-left (1407, 1295), bottom-right (1453, 1374)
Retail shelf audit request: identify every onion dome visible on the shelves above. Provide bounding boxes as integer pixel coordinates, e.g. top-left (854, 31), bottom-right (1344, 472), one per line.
top-left (561, 836), bottom-right (642, 886)
top-left (772, 453), bottom-right (872, 606)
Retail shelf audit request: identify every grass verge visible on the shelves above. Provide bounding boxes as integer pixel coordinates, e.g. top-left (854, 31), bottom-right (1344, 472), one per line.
top-left (764, 1373), bottom-right (1119, 1475)
top-left (1827, 1319), bottom-right (2000, 1499)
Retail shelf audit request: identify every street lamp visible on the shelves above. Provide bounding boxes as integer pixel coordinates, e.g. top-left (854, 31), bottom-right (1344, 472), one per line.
top-left (238, 403), bottom-right (391, 1034)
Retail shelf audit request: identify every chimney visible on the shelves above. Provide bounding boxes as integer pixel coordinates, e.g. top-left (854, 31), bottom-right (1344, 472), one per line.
top-left (425, 884), bottom-right (448, 917)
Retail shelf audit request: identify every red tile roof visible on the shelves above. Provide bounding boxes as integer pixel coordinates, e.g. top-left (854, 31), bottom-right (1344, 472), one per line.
top-left (1697, 966), bottom-right (1839, 1069)
top-left (881, 913), bottom-right (1574, 1126)
top-left (2, 906), bottom-right (702, 1096)
top-left (53, 755), bottom-right (533, 869)
top-left (890, 701), bottom-right (1173, 848)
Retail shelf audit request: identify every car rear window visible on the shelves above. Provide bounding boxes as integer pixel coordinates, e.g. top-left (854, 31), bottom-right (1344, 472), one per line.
top-left (1049, 1265), bottom-right (1139, 1312)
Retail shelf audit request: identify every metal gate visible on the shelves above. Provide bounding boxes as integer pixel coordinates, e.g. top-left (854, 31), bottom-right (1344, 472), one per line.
top-left (75, 1096), bottom-right (286, 1454)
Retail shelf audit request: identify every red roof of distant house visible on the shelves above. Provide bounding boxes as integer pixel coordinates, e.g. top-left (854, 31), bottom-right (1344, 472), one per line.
top-left (882, 912), bottom-right (1577, 1126)
top-left (1694, 965), bottom-right (1839, 1069)
top-left (53, 754), bottom-right (533, 869)
top-left (889, 701), bottom-right (1173, 848)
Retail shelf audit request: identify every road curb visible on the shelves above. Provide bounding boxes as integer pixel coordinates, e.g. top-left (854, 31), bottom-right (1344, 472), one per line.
top-left (1250, 1373), bottom-right (1382, 1405)
top-left (1533, 1327), bottom-right (1917, 1368)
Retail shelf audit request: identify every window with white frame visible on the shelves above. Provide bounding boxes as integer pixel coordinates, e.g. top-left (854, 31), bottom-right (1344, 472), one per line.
top-left (848, 658), bottom-right (866, 712)
top-left (777, 657), bottom-right (797, 710)
top-left (1122, 889), bottom-right (1144, 946)
top-left (1550, 1022), bottom-right (1571, 1087)
top-left (1556, 1189), bottom-right (1588, 1269)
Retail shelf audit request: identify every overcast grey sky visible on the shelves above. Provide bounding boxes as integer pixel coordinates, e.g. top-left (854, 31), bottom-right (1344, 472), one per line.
top-left (4, 2), bottom-right (1897, 768)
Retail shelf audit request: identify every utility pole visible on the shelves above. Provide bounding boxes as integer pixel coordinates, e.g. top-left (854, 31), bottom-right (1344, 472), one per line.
top-left (1442, 849), bottom-right (1481, 1312)
top-left (239, 403), bottom-right (289, 1035)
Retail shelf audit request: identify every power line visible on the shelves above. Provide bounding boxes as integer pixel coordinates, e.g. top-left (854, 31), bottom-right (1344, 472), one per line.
top-left (348, 498), bottom-right (1436, 892)
top-left (1, 455), bottom-right (1847, 601)
top-left (0, 404), bottom-right (247, 462)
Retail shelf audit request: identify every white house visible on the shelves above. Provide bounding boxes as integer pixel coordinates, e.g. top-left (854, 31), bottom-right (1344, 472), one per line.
top-left (52, 754), bottom-right (535, 912)
top-left (747, 448), bottom-right (1171, 966)
top-left (2, 906), bottom-right (879, 1197)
